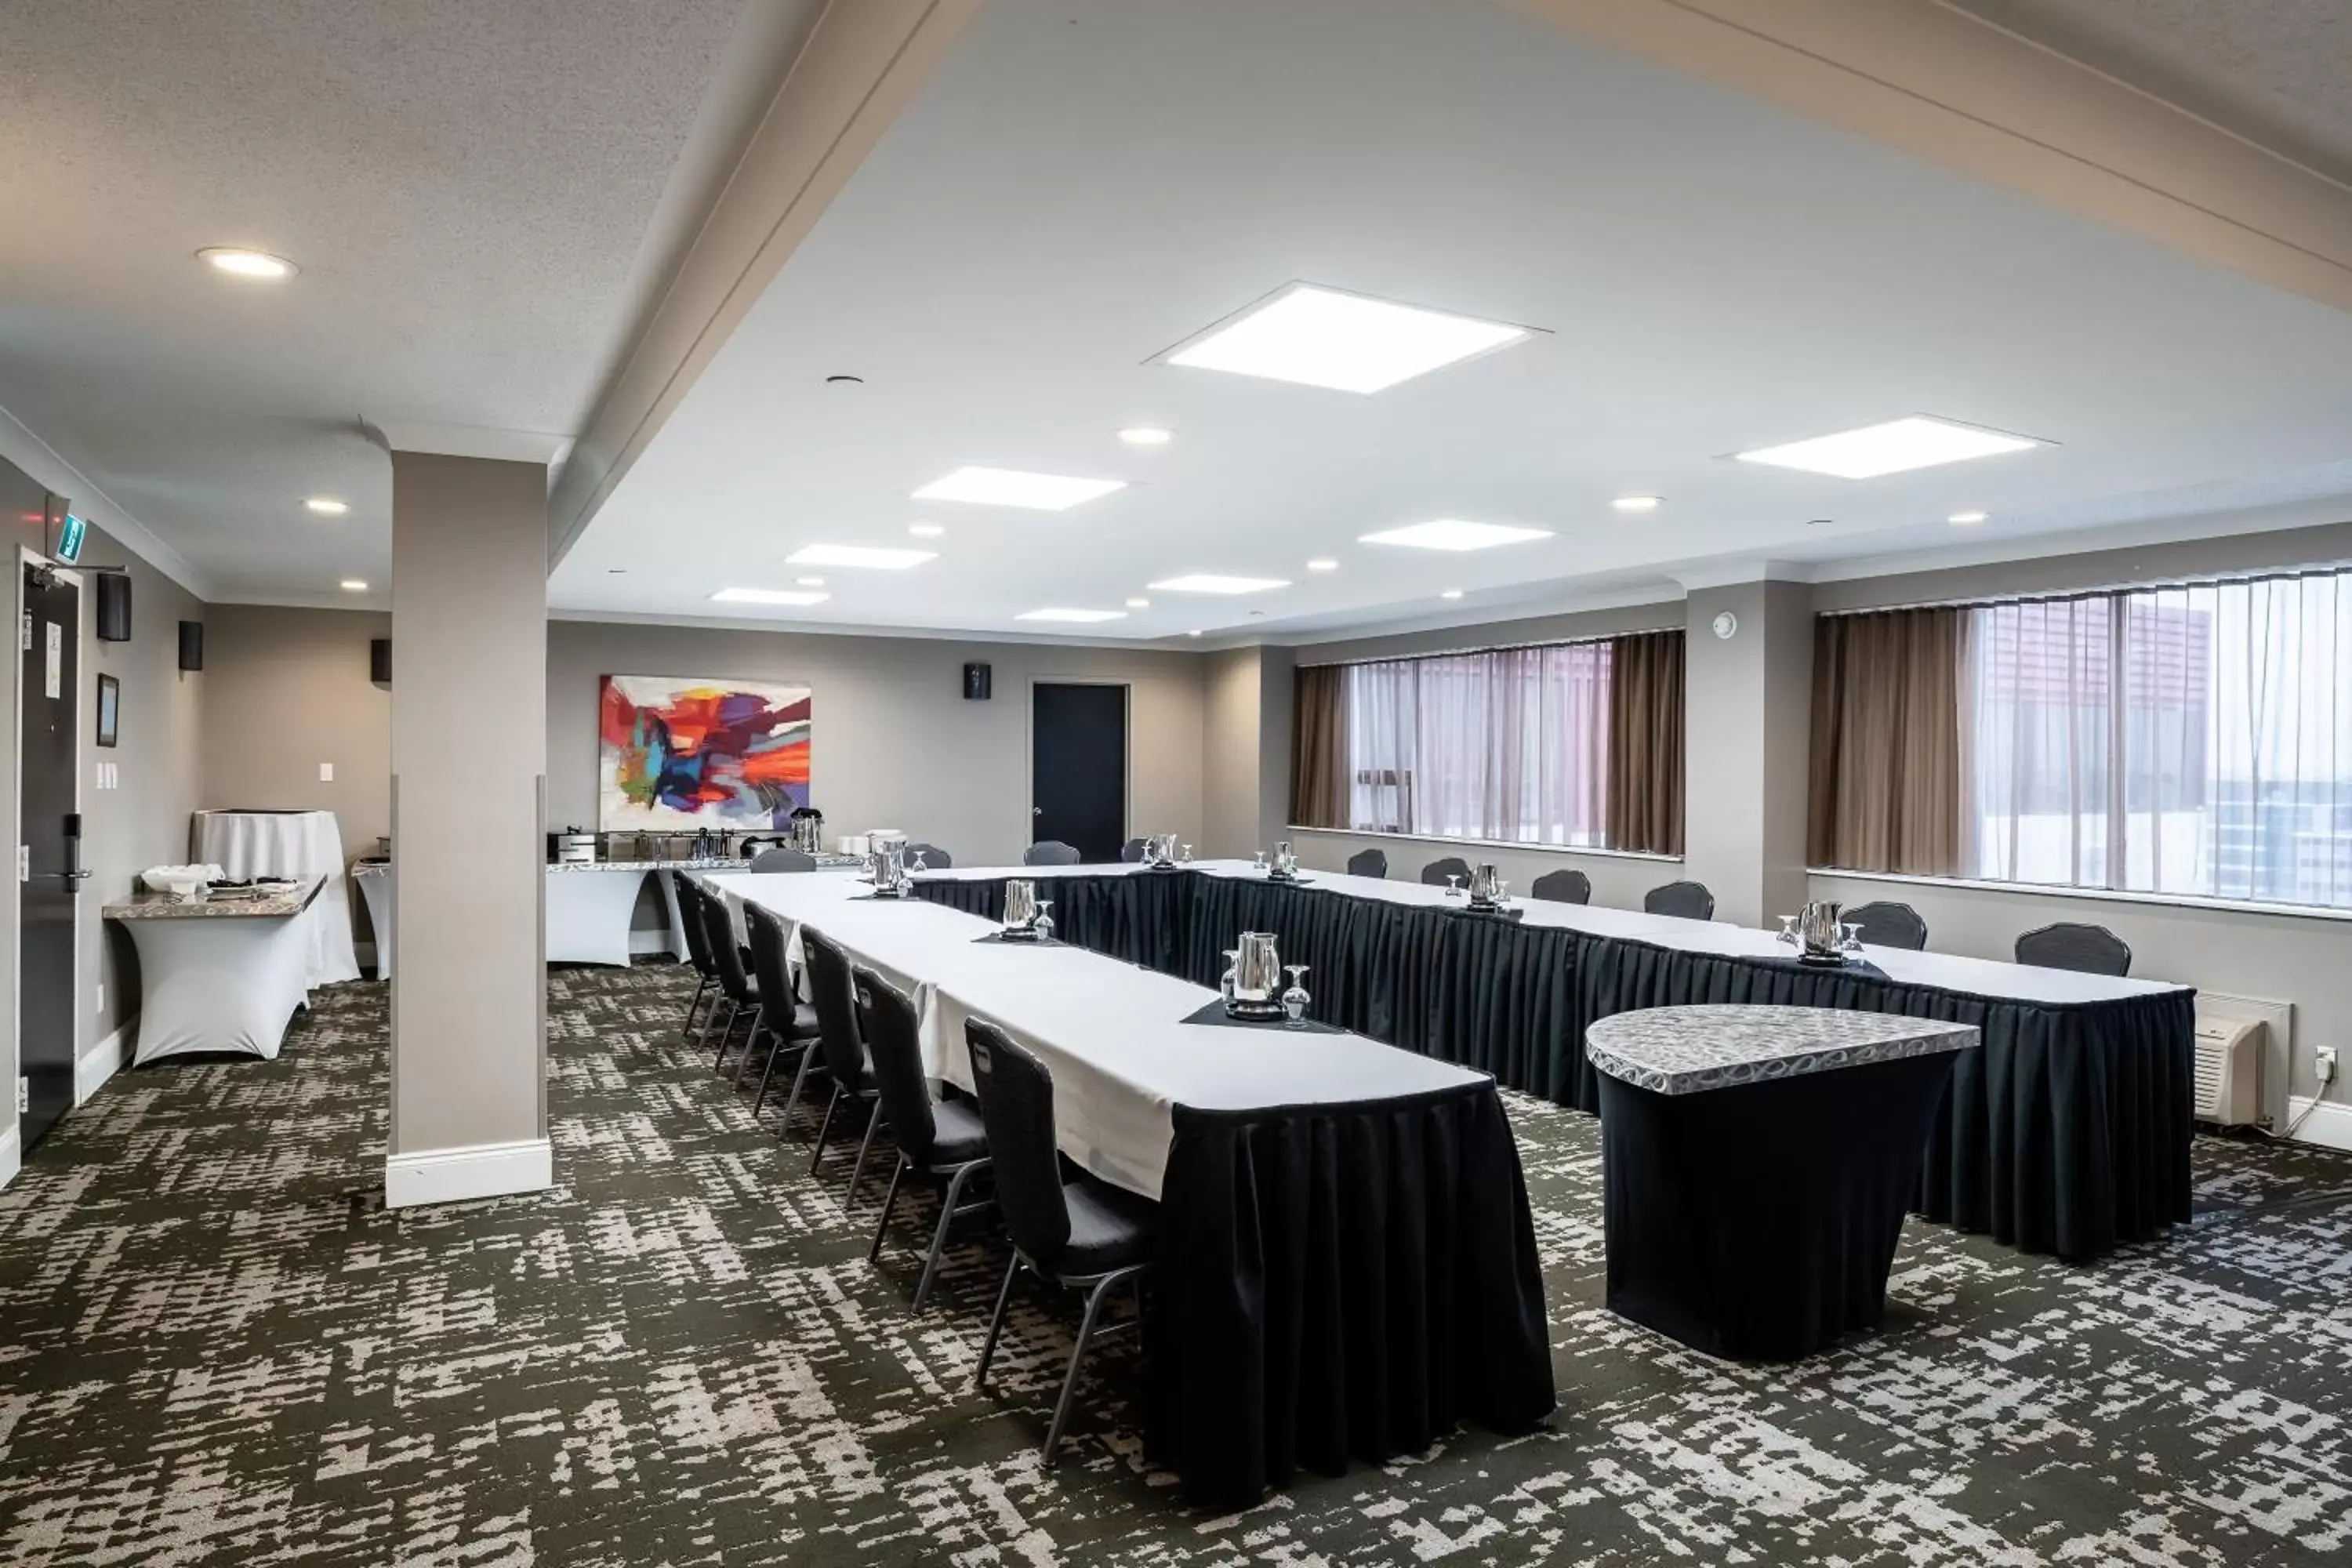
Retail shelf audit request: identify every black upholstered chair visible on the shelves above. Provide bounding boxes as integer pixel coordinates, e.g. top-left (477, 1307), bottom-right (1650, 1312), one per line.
top-left (2015, 921), bottom-right (2132, 977)
top-left (1024, 840), bottom-right (1082, 866)
top-left (794, 929), bottom-right (879, 1177)
top-left (854, 967), bottom-right (993, 1309)
top-left (692, 882), bottom-right (763, 1071)
top-left (748, 846), bottom-right (818, 873)
top-left (906, 842), bottom-right (952, 870)
top-left (1644, 880), bottom-right (1715, 921)
top-left (1119, 837), bottom-right (1149, 863)
top-left (674, 873), bottom-right (720, 1042)
top-left (1530, 867), bottom-right (1592, 906)
top-left (966, 1018), bottom-right (1156, 1464)
top-left (1420, 855), bottom-right (1472, 887)
top-left (1345, 847), bottom-right (1388, 879)
top-left (740, 903), bottom-right (821, 1104)
top-left (1844, 900), bottom-right (1929, 952)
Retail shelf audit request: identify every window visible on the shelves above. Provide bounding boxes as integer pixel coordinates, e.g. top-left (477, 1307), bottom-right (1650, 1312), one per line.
top-left (1344, 642), bottom-right (1613, 846)
top-left (1967, 570), bottom-right (2352, 909)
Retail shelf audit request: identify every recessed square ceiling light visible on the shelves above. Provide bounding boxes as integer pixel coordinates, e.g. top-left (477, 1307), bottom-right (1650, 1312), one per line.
top-left (712, 587), bottom-right (829, 607)
top-left (1161, 282), bottom-right (1533, 394)
top-left (1146, 573), bottom-right (1290, 595)
top-left (1016, 608), bottom-right (1126, 623)
top-left (304, 496), bottom-right (348, 516)
top-left (913, 466), bottom-right (1126, 510)
top-left (1359, 519), bottom-right (1554, 552)
top-left (785, 543), bottom-right (935, 570)
top-left (1734, 416), bottom-right (2047, 479)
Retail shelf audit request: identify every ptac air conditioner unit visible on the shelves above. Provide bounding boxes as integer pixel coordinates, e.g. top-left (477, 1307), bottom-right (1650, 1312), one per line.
top-left (2192, 1012), bottom-right (2264, 1127)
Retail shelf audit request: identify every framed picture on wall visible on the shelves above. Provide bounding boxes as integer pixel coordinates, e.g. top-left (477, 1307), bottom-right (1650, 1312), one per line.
top-left (96, 673), bottom-right (120, 748)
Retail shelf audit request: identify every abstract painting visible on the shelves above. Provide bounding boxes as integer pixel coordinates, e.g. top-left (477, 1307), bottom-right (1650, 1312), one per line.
top-left (598, 675), bottom-right (811, 828)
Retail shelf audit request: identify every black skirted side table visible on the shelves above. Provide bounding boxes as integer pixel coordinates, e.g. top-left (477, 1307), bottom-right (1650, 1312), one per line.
top-left (1588, 1004), bottom-right (1980, 1361)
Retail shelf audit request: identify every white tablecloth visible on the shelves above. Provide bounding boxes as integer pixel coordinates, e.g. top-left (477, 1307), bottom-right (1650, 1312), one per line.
top-left (546, 866), bottom-right (655, 967)
top-left (708, 869), bottom-right (1483, 1200)
top-left (191, 810), bottom-right (361, 986)
top-left (915, 858), bottom-right (2187, 1007)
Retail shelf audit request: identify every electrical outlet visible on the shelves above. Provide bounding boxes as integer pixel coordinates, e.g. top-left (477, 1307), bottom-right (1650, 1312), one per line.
top-left (319, 761), bottom-right (335, 782)
top-left (15, 1076), bottom-right (26, 1116)
top-left (94, 982), bottom-right (105, 1015)
top-left (2318, 1047), bottom-right (2339, 1087)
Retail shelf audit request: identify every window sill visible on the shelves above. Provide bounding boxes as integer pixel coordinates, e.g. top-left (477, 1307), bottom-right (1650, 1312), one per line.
top-left (1806, 866), bottom-right (2352, 926)
top-left (1287, 825), bottom-right (1682, 865)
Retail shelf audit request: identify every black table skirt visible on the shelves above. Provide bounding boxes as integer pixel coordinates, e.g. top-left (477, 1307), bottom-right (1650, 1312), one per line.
top-left (1599, 1052), bottom-right (1962, 1359)
top-left (916, 870), bottom-right (2196, 1262)
top-left (1149, 1082), bottom-right (1555, 1508)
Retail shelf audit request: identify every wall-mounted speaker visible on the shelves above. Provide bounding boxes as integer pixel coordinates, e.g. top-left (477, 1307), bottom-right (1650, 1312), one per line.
top-left (962, 661), bottom-right (992, 700)
top-left (370, 637), bottom-right (392, 684)
top-left (178, 620), bottom-right (204, 672)
top-left (96, 572), bottom-right (132, 642)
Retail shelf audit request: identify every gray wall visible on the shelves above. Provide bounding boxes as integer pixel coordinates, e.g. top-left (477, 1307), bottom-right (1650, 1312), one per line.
top-left (200, 604), bottom-right (393, 855)
top-left (546, 619), bottom-right (1207, 865)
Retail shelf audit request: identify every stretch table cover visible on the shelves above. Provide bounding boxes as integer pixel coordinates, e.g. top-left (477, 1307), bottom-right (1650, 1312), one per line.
top-left (192, 809), bottom-right (360, 986)
top-left (709, 869), bottom-right (1555, 1506)
top-left (913, 860), bottom-right (2198, 1263)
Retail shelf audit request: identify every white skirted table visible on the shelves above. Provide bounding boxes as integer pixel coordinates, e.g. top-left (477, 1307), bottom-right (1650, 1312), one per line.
top-left (351, 859), bottom-right (393, 979)
top-left (191, 809), bottom-right (360, 986)
top-left (545, 861), bottom-right (743, 966)
top-left (105, 877), bottom-right (325, 1064)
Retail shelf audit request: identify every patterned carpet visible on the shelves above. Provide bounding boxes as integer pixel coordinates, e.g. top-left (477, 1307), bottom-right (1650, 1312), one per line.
top-left (3, 962), bottom-right (2351, 1566)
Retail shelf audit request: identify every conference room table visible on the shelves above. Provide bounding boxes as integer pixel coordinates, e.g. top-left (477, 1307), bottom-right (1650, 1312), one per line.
top-left (908, 859), bottom-right (2198, 1264)
top-left (708, 867), bottom-right (1556, 1508)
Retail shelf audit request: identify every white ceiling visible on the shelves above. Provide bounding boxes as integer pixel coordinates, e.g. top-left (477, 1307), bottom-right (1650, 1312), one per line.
top-left (556, 0), bottom-right (2352, 644)
top-left (0, 0), bottom-right (764, 600)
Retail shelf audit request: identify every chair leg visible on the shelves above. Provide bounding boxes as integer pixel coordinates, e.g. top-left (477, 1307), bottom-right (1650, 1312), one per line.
top-left (752, 1038), bottom-right (795, 1114)
top-left (847, 1103), bottom-right (883, 1198)
top-left (681, 974), bottom-right (710, 1041)
top-left (779, 1047), bottom-right (818, 1138)
top-left (866, 1154), bottom-right (909, 1263)
top-left (975, 1254), bottom-right (1021, 1392)
top-left (1044, 1270), bottom-right (1131, 1466)
top-left (808, 1083), bottom-right (844, 1175)
top-left (709, 1000), bottom-right (739, 1069)
top-left (913, 1162), bottom-right (982, 1312)
top-left (732, 1018), bottom-right (769, 1089)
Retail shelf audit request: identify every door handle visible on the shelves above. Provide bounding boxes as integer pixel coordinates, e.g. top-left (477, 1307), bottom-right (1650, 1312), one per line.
top-left (1032, 806), bottom-right (1043, 816)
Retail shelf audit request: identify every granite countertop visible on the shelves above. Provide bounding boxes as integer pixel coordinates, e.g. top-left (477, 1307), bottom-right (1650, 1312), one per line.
top-left (1586, 1004), bottom-right (1978, 1095)
top-left (104, 875), bottom-right (325, 921)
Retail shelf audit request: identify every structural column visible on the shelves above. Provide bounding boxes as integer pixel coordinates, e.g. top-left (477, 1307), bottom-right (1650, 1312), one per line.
top-left (1682, 578), bottom-right (1813, 929)
top-left (385, 452), bottom-right (549, 1207)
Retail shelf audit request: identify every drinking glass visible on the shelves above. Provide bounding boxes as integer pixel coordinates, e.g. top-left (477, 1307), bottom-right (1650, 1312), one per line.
top-left (1776, 914), bottom-right (1798, 947)
top-left (1180, 843), bottom-right (1193, 863)
top-left (1841, 922), bottom-right (1863, 953)
top-left (1445, 874), bottom-right (1462, 898)
top-left (1253, 849), bottom-right (1268, 872)
top-left (1034, 901), bottom-right (1055, 942)
top-left (1282, 964), bottom-right (1311, 1025)
top-left (1221, 949), bottom-right (1240, 1004)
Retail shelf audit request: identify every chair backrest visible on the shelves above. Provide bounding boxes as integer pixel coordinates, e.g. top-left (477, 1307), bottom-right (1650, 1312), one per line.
top-left (1024, 840), bottom-right (1081, 866)
top-left (675, 874), bottom-right (717, 978)
top-left (1644, 880), bottom-right (1715, 921)
top-left (800, 928), bottom-right (868, 1082)
top-left (1420, 855), bottom-right (1472, 886)
top-left (1345, 848), bottom-right (1388, 879)
top-left (1530, 867), bottom-right (1591, 906)
top-left (854, 965), bottom-right (939, 1163)
top-left (906, 841), bottom-right (952, 869)
top-left (743, 902), bottom-right (800, 1036)
top-left (749, 847), bottom-right (818, 873)
top-left (1119, 837), bottom-right (1149, 863)
top-left (964, 1018), bottom-right (1071, 1262)
top-left (696, 884), bottom-right (757, 1001)
top-left (2015, 921), bottom-right (2132, 977)
top-left (1845, 900), bottom-right (1928, 951)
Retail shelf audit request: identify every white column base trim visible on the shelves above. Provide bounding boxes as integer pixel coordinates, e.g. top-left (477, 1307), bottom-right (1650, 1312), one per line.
top-left (2285, 1096), bottom-right (2352, 1154)
top-left (384, 1137), bottom-right (553, 1209)
top-left (0, 1124), bottom-right (20, 1192)
top-left (76, 1024), bottom-right (132, 1106)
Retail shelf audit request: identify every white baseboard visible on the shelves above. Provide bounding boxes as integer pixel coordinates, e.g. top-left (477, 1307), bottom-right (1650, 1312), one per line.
top-left (2285, 1096), bottom-right (2352, 1154)
top-left (0, 1123), bottom-right (19, 1192)
top-left (384, 1137), bottom-right (553, 1210)
top-left (75, 1023), bottom-right (131, 1107)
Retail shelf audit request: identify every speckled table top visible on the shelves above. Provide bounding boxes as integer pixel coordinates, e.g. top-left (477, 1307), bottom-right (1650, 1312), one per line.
top-left (104, 875), bottom-right (325, 921)
top-left (1586, 1004), bottom-right (1978, 1095)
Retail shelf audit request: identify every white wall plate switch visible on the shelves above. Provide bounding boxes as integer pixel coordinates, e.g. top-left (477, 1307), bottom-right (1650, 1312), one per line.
top-left (319, 762), bottom-right (335, 782)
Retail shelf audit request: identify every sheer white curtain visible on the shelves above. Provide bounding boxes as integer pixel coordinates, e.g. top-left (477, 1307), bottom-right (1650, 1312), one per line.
top-left (1965, 569), bottom-right (2352, 909)
top-left (1345, 643), bottom-right (1610, 844)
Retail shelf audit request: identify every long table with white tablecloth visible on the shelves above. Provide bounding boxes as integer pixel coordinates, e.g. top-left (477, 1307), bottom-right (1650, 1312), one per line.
top-left (909, 860), bottom-right (2198, 1263)
top-left (708, 869), bottom-right (1556, 1508)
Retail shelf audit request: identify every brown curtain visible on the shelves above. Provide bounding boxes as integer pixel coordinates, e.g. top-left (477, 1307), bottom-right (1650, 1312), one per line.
top-left (1808, 608), bottom-right (1965, 874)
top-left (1289, 663), bottom-right (1349, 829)
top-left (1605, 630), bottom-right (1684, 855)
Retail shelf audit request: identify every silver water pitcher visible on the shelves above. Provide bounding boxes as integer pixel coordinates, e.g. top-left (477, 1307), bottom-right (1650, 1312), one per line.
top-left (1269, 840), bottom-right (1299, 879)
top-left (868, 843), bottom-right (909, 895)
top-left (1467, 862), bottom-right (1503, 906)
top-left (1227, 931), bottom-right (1283, 1017)
top-left (1149, 832), bottom-right (1179, 866)
top-left (1778, 900), bottom-right (1860, 961)
top-left (1002, 877), bottom-right (1040, 932)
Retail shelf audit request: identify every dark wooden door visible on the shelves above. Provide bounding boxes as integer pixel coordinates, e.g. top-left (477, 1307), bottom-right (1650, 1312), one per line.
top-left (19, 563), bottom-right (81, 1150)
top-left (1030, 683), bottom-right (1127, 862)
